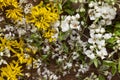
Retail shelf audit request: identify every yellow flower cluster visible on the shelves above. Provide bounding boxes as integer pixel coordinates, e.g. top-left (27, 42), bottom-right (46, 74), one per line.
top-left (43, 29), bottom-right (56, 42)
top-left (26, 1), bottom-right (59, 30)
top-left (0, 37), bottom-right (32, 64)
top-left (1, 1), bottom-right (60, 42)
top-left (0, 60), bottom-right (23, 80)
top-left (0, 37), bottom-right (24, 54)
top-left (0, 0), bottom-right (7, 9)
top-left (0, 36), bottom-right (38, 79)
top-left (26, 1), bottom-right (59, 42)
top-left (0, 0), bottom-right (23, 21)
top-left (6, 8), bottom-right (23, 21)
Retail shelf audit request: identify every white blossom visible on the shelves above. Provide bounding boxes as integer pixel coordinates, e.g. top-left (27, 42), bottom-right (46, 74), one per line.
top-left (96, 48), bottom-right (108, 59)
top-left (100, 28), bottom-right (105, 33)
top-left (61, 21), bottom-right (70, 32)
top-left (84, 50), bottom-right (95, 59)
top-left (78, 64), bottom-right (89, 73)
top-left (75, 13), bottom-right (80, 19)
top-left (88, 1), bottom-right (116, 25)
top-left (103, 33), bottom-right (112, 39)
top-left (70, 20), bottom-right (81, 30)
top-left (0, 52), bottom-right (3, 56)
top-left (52, 21), bottom-right (60, 28)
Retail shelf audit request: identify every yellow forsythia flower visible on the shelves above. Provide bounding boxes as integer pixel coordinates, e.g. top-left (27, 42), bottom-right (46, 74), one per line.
top-left (0, 0), bottom-right (7, 9)
top-left (15, 52), bottom-right (32, 65)
top-left (0, 37), bottom-right (24, 53)
top-left (0, 0), bottom-right (19, 10)
top-left (0, 0), bottom-right (22, 21)
top-left (0, 37), bottom-right (33, 65)
top-left (26, 1), bottom-right (59, 42)
top-left (6, 8), bottom-right (23, 21)
top-left (0, 0), bottom-right (4, 2)
top-left (0, 77), bottom-right (4, 80)
top-left (0, 61), bottom-right (23, 80)
top-left (6, 0), bottom-right (19, 8)
top-left (0, 37), bottom-right (7, 51)
top-left (43, 29), bottom-right (56, 42)
top-left (26, 1), bottom-right (59, 30)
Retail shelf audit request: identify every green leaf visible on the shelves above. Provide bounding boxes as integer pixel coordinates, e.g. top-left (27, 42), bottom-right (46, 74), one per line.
top-left (103, 60), bottom-right (116, 66)
top-left (118, 58), bottom-right (120, 73)
top-left (93, 58), bottom-right (98, 68)
top-left (115, 22), bottom-right (120, 28)
top-left (41, 55), bottom-right (48, 60)
top-left (107, 37), bottom-right (117, 44)
top-left (103, 60), bottom-right (117, 75)
top-left (58, 3), bottom-right (63, 14)
top-left (58, 3), bottom-right (62, 10)
top-left (44, 0), bottom-right (49, 2)
top-left (62, 43), bottom-right (68, 53)
top-left (64, 9), bottom-right (75, 15)
top-left (58, 31), bottom-right (69, 41)
top-left (98, 75), bottom-right (105, 80)
top-left (114, 30), bottom-right (120, 36)
top-left (111, 66), bottom-right (117, 75)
